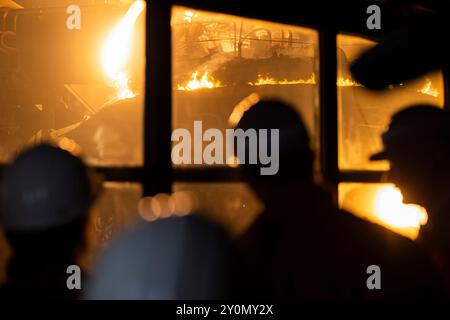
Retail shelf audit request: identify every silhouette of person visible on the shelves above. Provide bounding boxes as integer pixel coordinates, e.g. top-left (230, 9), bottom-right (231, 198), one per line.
top-left (370, 104), bottom-right (450, 292)
top-left (86, 215), bottom-right (236, 300)
top-left (235, 100), bottom-right (445, 299)
top-left (0, 144), bottom-right (98, 299)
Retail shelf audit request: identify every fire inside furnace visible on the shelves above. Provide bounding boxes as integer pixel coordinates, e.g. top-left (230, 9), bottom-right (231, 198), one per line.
top-left (0, 3), bottom-right (444, 240)
top-left (101, 0), bottom-right (146, 101)
top-left (171, 7), bottom-right (444, 238)
top-left (177, 71), bottom-right (222, 91)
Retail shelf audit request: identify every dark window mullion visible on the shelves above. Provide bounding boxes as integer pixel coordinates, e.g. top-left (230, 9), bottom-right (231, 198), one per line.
top-left (94, 167), bottom-right (144, 183)
top-left (319, 27), bottom-right (339, 189)
top-left (173, 167), bottom-right (243, 183)
top-left (145, 0), bottom-right (173, 195)
top-left (339, 171), bottom-right (385, 183)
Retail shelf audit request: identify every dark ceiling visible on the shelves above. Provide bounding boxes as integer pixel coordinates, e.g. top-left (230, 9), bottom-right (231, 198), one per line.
top-left (6, 0), bottom-right (447, 39)
top-left (174, 0), bottom-right (448, 39)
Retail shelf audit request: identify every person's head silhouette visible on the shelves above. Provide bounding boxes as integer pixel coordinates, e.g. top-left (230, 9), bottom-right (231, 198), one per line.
top-left (370, 105), bottom-right (450, 240)
top-left (0, 144), bottom-right (98, 298)
top-left (235, 100), bottom-right (314, 202)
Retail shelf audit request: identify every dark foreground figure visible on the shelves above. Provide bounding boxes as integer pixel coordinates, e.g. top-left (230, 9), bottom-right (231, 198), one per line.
top-left (236, 100), bottom-right (446, 299)
top-left (0, 144), bottom-right (97, 299)
top-left (371, 105), bottom-right (450, 294)
top-left (86, 215), bottom-right (236, 299)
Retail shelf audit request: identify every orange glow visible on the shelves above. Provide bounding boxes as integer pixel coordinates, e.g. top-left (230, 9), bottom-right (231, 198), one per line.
top-left (336, 77), bottom-right (363, 87)
top-left (340, 183), bottom-right (428, 239)
top-left (418, 79), bottom-right (440, 98)
top-left (248, 73), bottom-right (316, 86)
top-left (138, 192), bottom-right (197, 222)
top-left (57, 137), bottom-right (81, 156)
top-left (183, 10), bottom-right (195, 23)
top-left (244, 75), bottom-right (363, 87)
top-left (101, 0), bottom-right (145, 101)
top-left (374, 186), bottom-right (428, 230)
top-left (177, 71), bottom-right (222, 91)
top-left (226, 155), bottom-right (240, 168)
top-left (228, 93), bottom-right (260, 126)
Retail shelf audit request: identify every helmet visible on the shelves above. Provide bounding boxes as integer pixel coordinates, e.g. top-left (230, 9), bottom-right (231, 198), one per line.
top-left (0, 144), bottom-right (95, 232)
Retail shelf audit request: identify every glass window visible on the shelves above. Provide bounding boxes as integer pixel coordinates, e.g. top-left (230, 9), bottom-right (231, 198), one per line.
top-left (171, 6), bottom-right (319, 168)
top-left (339, 182), bottom-right (428, 240)
top-left (81, 181), bottom-right (142, 270)
top-left (90, 182), bottom-right (142, 247)
top-left (173, 182), bottom-right (264, 237)
top-left (337, 34), bottom-right (444, 171)
top-left (0, 1), bottom-right (145, 166)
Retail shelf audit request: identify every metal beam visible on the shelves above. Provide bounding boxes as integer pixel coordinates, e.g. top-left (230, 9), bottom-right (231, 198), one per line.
top-left (144, 0), bottom-right (173, 195)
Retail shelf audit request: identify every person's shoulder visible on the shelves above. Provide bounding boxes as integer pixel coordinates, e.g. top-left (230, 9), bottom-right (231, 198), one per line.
top-left (333, 208), bottom-right (427, 254)
top-left (334, 209), bottom-right (447, 297)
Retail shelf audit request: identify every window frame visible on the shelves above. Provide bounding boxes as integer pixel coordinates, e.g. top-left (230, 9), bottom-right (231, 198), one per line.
top-left (164, 1), bottom-right (339, 195)
top-left (161, 1), bottom-right (449, 198)
top-left (0, 1), bottom-right (448, 200)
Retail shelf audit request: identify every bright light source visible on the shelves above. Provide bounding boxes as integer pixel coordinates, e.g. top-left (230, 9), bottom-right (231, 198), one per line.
top-left (340, 183), bottom-right (428, 239)
top-left (177, 71), bottom-right (222, 91)
top-left (101, 0), bottom-right (145, 101)
top-left (374, 185), bottom-right (428, 229)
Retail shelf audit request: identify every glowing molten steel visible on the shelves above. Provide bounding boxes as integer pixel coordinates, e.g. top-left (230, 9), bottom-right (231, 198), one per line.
top-left (177, 71), bottom-right (222, 91)
top-left (337, 77), bottom-right (363, 87)
top-left (418, 79), bottom-right (440, 98)
top-left (374, 186), bottom-right (427, 230)
top-left (248, 73), bottom-right (316, 86)
top-left (101, 0), bottom-right (145, 101)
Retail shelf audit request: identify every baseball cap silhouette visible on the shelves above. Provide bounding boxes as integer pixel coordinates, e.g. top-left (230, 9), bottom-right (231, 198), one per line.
top-left (370, 105), bottom-right (450, 161)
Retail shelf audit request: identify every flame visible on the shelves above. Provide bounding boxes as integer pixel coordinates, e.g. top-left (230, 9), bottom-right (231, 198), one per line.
top-left (176, 73), bottom-right (367, 90)
top-left (337, 77), bottom-right (363, 87)
top-left (374, 185), bottom-right (427, 231)
top-left (248, 73), bottom-right (316, 86)
top-left (418, 79), bottom-right (439, 98)
top-left (176, 74), bottom-right (365, 90)
top-left (177, 71), bottom-right (222, 91)
top-left (101, 0), bottom-right (145, 101)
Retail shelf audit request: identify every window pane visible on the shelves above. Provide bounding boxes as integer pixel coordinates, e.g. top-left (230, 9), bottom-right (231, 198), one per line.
top-left (337, 34), bottom-right (444, 171)
top-left (173, 182), bottom-right (264, 237)
top-left (0, 1), bottom-right (145, 166)
top-left (82, 181), bottom-right (142, 269)
top-left (91, 182), bottom-right (142, 246)
top-left (339, 182), bottom-right (428, 240)
top-left (171, 6), bottom-right (319, 168)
